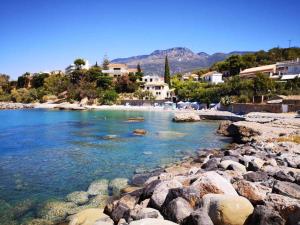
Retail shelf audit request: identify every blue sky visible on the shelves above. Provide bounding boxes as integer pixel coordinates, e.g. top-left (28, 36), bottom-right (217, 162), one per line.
top-left (1, 0), bottom-right (300, 79)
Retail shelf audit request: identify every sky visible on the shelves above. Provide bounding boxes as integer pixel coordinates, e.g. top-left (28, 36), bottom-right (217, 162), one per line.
top-left (1, 0), bottom-right (300, 79)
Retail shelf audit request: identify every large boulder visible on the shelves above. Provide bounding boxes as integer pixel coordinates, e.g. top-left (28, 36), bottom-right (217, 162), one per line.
top-left (190, 171), bottom-right (238, 197)
top-left (129, 218), bottom-right (178, 225)
top-left (149, 180), bottom-right (182, 210)
top-left (66, 191), bottom-right (89, 205)
top-left (201, 158), bottom-right (219, 171)
top-left (264, 193), bottom-right (300, 224)
top-left (87, 179), bottom-right (109, 196)
top-left (68, 208), bottom-right (113, 225)
top-left (217, 120), bottom-right (232, 136)
top-left (243, 171), bottom-right (270, 182)
top-left (133, 129), bottom-right (147, 136)
top-left (172, 113), bottom-right (201, 122)
top-left (234, 180), bottom-right (271, 204)
top-left (163, 197), bottom-right (193, 223)
top-left (202, 194), bottom-right (254, 225)
top-left (219, 160), bottom-right (246, 173)
top-left (109, 178), bottom-right (129, 196)
top-left (227, 122), bottom-right (260, 143)
top-left (37, 200), bottom-right (76, 223)
top-left (130, 207), bottom-right (163, 220)
top-left (273, 180), bottom-right (300, 199)
top-left (247, 205), bottom-right (285, 225)
top-left (182, 208), bottom-right (214, 225)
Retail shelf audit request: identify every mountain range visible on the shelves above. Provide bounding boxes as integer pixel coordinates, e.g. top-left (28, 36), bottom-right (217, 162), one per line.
top-left (112, 47), bottom-right (251, 75)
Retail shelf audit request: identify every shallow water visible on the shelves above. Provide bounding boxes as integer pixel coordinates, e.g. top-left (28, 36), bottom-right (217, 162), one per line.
top-left (0, 109), bottom-right (229, 222)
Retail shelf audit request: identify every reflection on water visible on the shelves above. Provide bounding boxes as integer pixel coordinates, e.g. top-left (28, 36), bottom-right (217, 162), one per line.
top-left (0, 109), bottom-right (230, 223)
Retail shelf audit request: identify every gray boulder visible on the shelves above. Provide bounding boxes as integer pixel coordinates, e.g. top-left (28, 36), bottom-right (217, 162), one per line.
top-left (273, 180), bottom-right (300, 199)
top-left (243, 171), bottom-right (270, 182)
top-left (163, 197), bottom-right (193, 223)
top-left (131, 208), bottom-right (163, 220)
top-left (247, 205), bottom-right (285, 225)
top-left (129, 218), bottom-right (178, 225)
top-left (273, 171), bottom-right (295, 182)
top-left (182, 208), bottom-right (214, 225)
top-left (201, 158), bottom-right (219, 171)
top-left (149, 180), bottom-right (182, 210)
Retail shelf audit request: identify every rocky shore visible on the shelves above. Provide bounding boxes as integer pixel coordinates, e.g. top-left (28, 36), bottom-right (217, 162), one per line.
top-left (0, 102), bottom-right (34, 110)
top-left (3, 112), bottom-right (300, 225)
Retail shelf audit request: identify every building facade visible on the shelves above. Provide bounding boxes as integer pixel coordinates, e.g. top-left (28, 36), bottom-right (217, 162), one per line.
top-left (140, 75), bottom-right (174, 100)
top-left (102, 63), bottom-right (138, 78)
top-left (65, 60), bottom-right (90, 75)
top-left (202, 71), bottom-right (224, 84)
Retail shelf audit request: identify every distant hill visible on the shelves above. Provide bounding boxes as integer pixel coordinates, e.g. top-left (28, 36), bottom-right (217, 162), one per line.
top-left (112, 47), bottom-right (252, 75)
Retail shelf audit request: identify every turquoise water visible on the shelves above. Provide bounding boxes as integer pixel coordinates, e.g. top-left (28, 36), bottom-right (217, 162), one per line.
top-left (0, 109), bottom-right (229, 219)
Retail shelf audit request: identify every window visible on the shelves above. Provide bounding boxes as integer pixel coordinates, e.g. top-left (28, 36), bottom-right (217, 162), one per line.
top-left (145, 79), bottom-right (147, 82)
top-left (114, 68), bottom-right (121, 71)
top-left (150, 78), bottom-right (153, 82)
top-left (147, 87), bottom-right (150, 90)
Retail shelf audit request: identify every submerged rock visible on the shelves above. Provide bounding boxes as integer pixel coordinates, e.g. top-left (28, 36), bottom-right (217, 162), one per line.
top-left (87, 179), bottom-right (109, 196)
top-left (68, 208), bottom-right (113, 225)
top-left (126, 117), bottom-right (145, 122)
top-left (37, 200), bottom-right (76, 223)
top-left (25, 218), bottom-right (54, 225)
top-left (66, 191), bottom-right (89, 205)
top-left (133, 129), bottom-right (147, 136)
top-left (109, 178), bottom-right (129, 196)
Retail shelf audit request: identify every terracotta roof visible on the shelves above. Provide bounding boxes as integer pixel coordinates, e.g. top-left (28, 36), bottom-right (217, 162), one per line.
top-left (108, 63), bottom-right (127, 68)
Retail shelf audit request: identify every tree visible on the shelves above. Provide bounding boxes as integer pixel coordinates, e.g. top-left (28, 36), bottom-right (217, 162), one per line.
top-left (96, 75), bottom-right (113, 89)
top-left (31, 73), bottom-right (49, 88)
top-left (74, 58), bottom-right (86, 70)
top-left (0, 74), bottom-right (10, 93)
top-left (253, 73), bottom-right (274, 103)
top-left (115, 75), bottom-right (138, 93)
top-left (44, 74), bottom-right (70, 95)
top-left (102, 56), bottom-right (110, 70)
top-left (99, 90), bottom-right (118, 105)
top-left (135, 63), bottom-right (144, 80)
top-left (17, 72), bottom-right (31, 88)
top-left (164, 56), bottom-right (171, 86)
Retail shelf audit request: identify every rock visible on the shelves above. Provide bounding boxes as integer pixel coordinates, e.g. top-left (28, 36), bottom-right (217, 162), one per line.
top-left (25, 218), bottom-right (54, 225)
top-left (182, 208), bottom-right (214, 225)
top-left (131, 208), bottom-right (163, 220)
top-left (0, 199), bottom-right (14, 224)
top-left (247, 205), bottom-right (285, 225)
top-left (131, 170), bottom-right (163, 186)
top-left (129, 218), bottom-right (178, 225)
top-left (217, 120), bottom-right (232, 136)
top-left (201, 158), bottom-right (219, 171)
top-left (279, 153), bottom-right (300, 168)
top-left (126, 117), bottom-right (145, 122)
top-left (243, 171), bottom-right (270, 182)
top-left (68, 208), bottom-right (112, 225)
top-left (12, 199), bottom-right (35, 219)
top-left (121, 186), bottom-right (142, 194)
top-left (87, 179), bottom-right (109, 196)
top-left (273, 171), bottom-right (295, 182)
top-left (190, 171), bottom-right (238, 198)
top-left (133, 129), bottom-right (147, 136)
top-left (234, 180), bottom-right (271, 204)
top-left (202, 194), bottom-right (254, 225)
top-left (264, 193), bottom-right (300, 224)
top-left (172, 113), bottom-right (201, 122)
top-left (66, 191), bottom-right (89, 205)
top-left (37, 200), bottom-right (76, 223)
top-left (109, 178), bottom-right (129, 196)
top-left (220, 160), bottom-right (246, 173)
top-left (273, 180), bottom-right (300, 199)
top-left (149, 180), bottom-right (182, 210)
top-left (163, 197), bottom-right (193, 223)
top-left (227, 122), bottom-right (260, 143)
top-left (80, 97), bottom-right (89, 106)
top-left (163, 187), bottom-right (201, 209)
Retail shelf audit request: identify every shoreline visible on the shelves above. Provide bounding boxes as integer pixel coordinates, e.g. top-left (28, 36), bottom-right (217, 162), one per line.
top-left (20, 111), bottom-right (300, 225)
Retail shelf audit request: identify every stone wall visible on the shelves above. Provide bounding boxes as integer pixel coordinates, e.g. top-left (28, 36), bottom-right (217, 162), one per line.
top-left (120, 100), bottom-right (168, 106)
top-left (220, 103), bottom-right (300, 114)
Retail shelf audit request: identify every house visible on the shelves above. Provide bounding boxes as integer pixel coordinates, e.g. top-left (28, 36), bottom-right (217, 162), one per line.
top-left (102, 63), bottom-right (138, 78)
top-left (65, 60), bottom-right (90, 74)
top-left (182, 73), bottom-right (199, 81)
top-left (240, 64), bottom-right (277, 78)
top-left (239, 58), bottom-right (300, 80)
top-left (201, 71), bottom-right (224, 84)
top-left (140, 75), bottom-right (175, 100)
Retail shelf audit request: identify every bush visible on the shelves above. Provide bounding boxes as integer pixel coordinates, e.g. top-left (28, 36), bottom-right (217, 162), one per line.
top-left (237, 95), bottom-right (250, 103)
top-left (99, 90), bottom-right (118, 105)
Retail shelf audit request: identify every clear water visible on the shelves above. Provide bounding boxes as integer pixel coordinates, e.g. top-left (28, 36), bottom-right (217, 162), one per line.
top-left (0, 109), bottom-right (229, 221)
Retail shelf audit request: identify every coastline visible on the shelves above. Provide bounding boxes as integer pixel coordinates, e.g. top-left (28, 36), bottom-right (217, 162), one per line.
top-left (20, 111), bottom-right (300, 225)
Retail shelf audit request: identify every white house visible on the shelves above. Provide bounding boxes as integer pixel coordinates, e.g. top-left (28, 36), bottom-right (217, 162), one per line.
top-left (202, 71), bottom-right (224, 84)
top-left (102, 63), bottom-right (138, 78)
top-left (140, 75), bottom-right (174, 100)
top-left (276, 58), bottom-right (300, 80)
